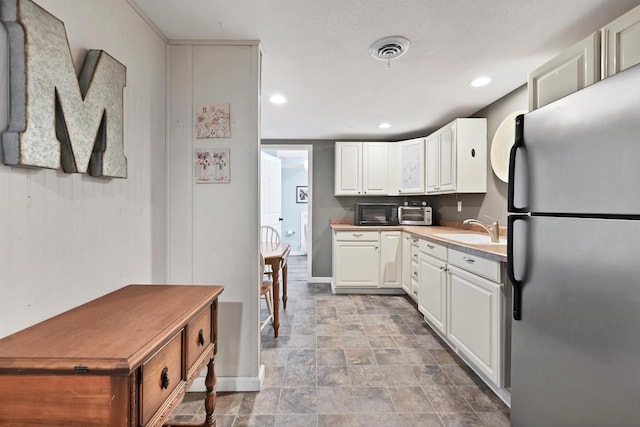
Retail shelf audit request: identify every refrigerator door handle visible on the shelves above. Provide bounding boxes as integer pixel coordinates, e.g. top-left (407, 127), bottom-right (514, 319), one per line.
top-left (508, 215), bottom-right (527, 321)
top-left (508, 114), bottom-right (527, 213)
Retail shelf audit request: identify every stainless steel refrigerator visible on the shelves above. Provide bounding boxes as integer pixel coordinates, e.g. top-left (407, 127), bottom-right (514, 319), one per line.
top-left (507, 63), bottom-right (640, 426)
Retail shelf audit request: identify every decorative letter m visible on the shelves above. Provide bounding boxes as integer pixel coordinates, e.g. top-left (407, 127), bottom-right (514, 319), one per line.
top-left (1, 0), bottom-right (127, 178)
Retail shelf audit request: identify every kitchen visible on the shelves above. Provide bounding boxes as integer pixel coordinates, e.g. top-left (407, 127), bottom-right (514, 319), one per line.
top-left (1, 0), bottom-right (640, 426)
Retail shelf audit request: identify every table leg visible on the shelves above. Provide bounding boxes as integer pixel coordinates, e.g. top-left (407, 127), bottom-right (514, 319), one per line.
top-left (204, 356), bottom-right (217, 427)
top-left (270, 260), bottom-right (280, 337)
top-left (282, 262), bottom-right (288, 310)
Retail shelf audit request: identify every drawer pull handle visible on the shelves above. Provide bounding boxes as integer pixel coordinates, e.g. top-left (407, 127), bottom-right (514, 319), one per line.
top-left (160, 367), bottom-right (170, 389)
top-left (427, 244), bottom-right (435, 249)
top-left (463, 257), bottom-right (476, 264)
top-left (353, 233), bottom-right (363, 237)
top-left (198, 329), bottom-right (205, 346)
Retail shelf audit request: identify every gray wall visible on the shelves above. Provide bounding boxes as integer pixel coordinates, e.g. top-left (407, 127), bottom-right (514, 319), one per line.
top-left (262, 84), bottom-right (528, 278)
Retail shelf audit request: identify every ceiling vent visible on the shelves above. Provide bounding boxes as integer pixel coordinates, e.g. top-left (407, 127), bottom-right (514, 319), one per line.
top-left (369, 36), bottom-right (410, 61)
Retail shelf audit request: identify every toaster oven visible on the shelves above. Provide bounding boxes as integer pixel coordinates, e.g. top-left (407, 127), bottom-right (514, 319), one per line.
top-left (398, 206), bottom-right (433, 225)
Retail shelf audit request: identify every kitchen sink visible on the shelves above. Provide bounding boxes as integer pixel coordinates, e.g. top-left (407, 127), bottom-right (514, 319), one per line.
top-left (435, 233), bottom-right (506, 245)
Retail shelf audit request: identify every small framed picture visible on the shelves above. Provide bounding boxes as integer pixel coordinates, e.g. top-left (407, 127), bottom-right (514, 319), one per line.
top-left (296, 186), bottom-right (308, 203)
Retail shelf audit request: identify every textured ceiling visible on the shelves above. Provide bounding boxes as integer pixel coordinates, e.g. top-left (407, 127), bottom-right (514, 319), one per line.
top-left (133, 0), bottom-right (640, 140)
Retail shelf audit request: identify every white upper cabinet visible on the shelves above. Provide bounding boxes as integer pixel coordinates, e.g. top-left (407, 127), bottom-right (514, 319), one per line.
top-left (602, 5), bottom-right (640, 78)
top-left (425, 119), bottom-right (487, 195)
top-left (334, 142), bottom-right (362, 195)
top-left (529, 4), bottom-right (640, 111)
top-left (528, 32), bottom-right (600, 111)
top-left (335, 142), bottom-right (389, 195)
top-left (362, 143), bottom-right (389, 195)
top-left (395, 138), bottom-right (425, 195)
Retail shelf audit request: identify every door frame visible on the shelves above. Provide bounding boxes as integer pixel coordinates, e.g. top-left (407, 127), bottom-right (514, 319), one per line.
top-left (259, 144), bottom-right (313, 282)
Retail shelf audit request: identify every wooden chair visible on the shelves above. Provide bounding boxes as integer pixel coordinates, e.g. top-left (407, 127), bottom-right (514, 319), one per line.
top-left (260, 225), bottom-right (281, 244)
top-left (259, 253), bottom-right (274, 333)
top-left (260, 225), bottom-right (281, 278)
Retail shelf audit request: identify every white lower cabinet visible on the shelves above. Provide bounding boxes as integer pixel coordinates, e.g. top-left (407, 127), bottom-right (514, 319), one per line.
top-left (448, 264), bottom-right (502, 385)
top-left (333, 230), bottom-right (401, 290)
top-left (333, 231), bottom-right (380, 288)
top-left (380, 231), bottom-right (402, 288)
top-left (401, 233), bottom-right (419, 299)
top-left (416, 240), bottom-right (504, 388)
top-left (418, 245), bottom-right (448, 336)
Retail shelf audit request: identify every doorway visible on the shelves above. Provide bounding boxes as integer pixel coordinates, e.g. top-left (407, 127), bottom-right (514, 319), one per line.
top-left (260, 144), bottom-right (313, 280)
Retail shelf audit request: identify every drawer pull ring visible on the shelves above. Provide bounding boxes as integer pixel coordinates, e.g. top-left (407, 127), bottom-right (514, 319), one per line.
top-left (198, 329), bottom-right (205, 346)
top-left (160, 367), bottom-right (170, 389)
top-left (463, 257), bottom-right (476, 264)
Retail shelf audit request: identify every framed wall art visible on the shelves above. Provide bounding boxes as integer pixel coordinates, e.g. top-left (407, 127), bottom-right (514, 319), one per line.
top-left (194, 148), bottom-right (230, 183)
top-left (296, 186), bottom-right (308, 203)
top-left (194, 104), bottom-right (231, 138)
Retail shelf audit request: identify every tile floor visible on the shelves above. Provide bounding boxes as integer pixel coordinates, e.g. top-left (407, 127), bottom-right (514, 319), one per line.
top-left (169, 255), bottom-right (510, 426)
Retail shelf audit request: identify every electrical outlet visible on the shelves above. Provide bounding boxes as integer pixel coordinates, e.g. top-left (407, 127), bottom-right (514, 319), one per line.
top-left (457, 201), bottom-right (462, 212)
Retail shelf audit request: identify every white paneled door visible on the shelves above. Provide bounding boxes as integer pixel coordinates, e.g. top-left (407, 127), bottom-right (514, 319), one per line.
top-left (260, 151), bottom-right (282, 235)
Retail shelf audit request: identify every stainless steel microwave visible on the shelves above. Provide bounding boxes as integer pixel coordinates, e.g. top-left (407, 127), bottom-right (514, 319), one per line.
top-left (354, 203), bottom-right (399, 226)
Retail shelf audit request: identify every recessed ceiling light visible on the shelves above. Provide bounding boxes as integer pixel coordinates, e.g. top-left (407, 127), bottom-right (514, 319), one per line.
top-left (378, 122), bottom-right (391, 129)
top-left (269, 94), bottom-right (287, 104)
top-left (470, 77), bottom-right (491, 87)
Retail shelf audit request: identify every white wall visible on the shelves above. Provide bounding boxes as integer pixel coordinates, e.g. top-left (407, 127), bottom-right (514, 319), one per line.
top-left (167, 42), bottom-right (261, 389)
top-left (0, 0), bottom-right (167, 337)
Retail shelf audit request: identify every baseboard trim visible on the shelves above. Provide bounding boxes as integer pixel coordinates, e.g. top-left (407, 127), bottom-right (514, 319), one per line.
top-left (189, 370), bottom-right (264, 393)
top-left (310, 276), bottom-right (331, 284)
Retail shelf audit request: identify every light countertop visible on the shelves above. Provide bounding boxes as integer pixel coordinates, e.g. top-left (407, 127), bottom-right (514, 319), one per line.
top-left (331, 224), bottom-right (507, 262)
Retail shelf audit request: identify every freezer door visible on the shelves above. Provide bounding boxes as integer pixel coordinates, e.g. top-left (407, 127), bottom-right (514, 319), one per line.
top-left (509, 63), bottom-right (640, 215)
top-left (510, 215), bottom-right (640, 426)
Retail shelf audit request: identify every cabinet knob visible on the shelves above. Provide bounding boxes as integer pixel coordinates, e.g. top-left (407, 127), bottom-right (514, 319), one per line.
top-left (198, 329), bottom-right (205, 346)
top-left (160, 367), bottom-right (170, 389)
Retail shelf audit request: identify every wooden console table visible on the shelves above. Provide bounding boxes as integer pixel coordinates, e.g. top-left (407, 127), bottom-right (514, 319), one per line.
top-left (0, 284), bottom-right (224, 426)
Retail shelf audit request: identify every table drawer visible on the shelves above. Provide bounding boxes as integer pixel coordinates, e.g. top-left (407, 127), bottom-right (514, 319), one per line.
top-left (141, 332), bottom-right (184, 425)
top-left (335, 231), bottom-right (379, 242)
top-left (187, 306), bottom-right (212, 368)
top-left (419, 239), bottom-right (447, 261)
top-left (448, 248), bottom-right (501, 282)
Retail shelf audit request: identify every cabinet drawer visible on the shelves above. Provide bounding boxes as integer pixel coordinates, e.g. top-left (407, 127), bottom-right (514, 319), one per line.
top-left (411, 259), bottom-right (419, 281)
top-left (448, 248), bottom-right (500, 282)
top-left (141, 332), bottom-right (184, 425)
top-left (187, 307), bottom-right (212, 368)
top-left (410, 243), bottom-right (420, 262)
top-left (419, 239), bottom-right (447, 260)
top-left (335, 231), bottom-right (379, 242)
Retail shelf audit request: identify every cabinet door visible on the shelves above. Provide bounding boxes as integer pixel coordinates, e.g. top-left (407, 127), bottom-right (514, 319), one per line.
top-left (418, 254), bottom-right (447, 335)
top-left (401, 233), bottom-right (412, 293)
top-left (398, 138), bottom-right (425, 194)
top-left (602, 5), bottom-right (640, 78)
top-left (425, 134), bottom-right (439, 193)
top-left (334, 241), bottom-right (379, 288)
top-left (335, 142), bottom-right (362, 195)
top-left (448, 265), bottom-right (501, 384)
top-left (528, 32), bottom-right (600, 110)
top-left (362, 143), bottom-right (389, 195)
top-left (380, 231), bottom-right (401, 288)
top-left (438, 124), bottom-right (456, 192)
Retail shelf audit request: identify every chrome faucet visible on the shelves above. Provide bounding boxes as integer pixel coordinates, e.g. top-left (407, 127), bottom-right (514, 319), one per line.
top-left (463, 218), bottom-right (500, 243)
